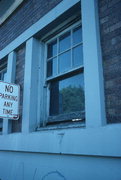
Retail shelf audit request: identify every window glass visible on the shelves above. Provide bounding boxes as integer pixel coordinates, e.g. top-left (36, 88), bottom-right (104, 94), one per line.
top-left (73, 26), bottom-right (82, 45)
top-left (59, 32), bottom-right (71, 53)
top-left (47, 60), bottom-right (52, 77)
top-left (59, 51), bottom-right (71, 73)
top-left (50, 73), bottom-right (85, 116)
top-left (52, 57), bottom-right (57, 76)
top-left (47, 57), bottom-right (57, 77)
top-left (47, 40), bottom-right (57, 58)
top-left (73, 45), bottom-right (83, 67)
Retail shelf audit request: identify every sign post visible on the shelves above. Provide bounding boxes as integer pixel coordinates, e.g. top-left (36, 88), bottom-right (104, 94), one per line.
top-left (0, 81), bottom-right (20, 120)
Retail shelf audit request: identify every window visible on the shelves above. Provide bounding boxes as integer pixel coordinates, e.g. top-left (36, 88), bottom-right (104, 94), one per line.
top-left (45, 22), bottom-right (85, 124)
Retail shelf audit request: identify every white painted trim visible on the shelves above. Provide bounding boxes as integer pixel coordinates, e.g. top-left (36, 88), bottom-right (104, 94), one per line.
top-left (0, 124), bottom-right (121, 157)
top-left (0, 0), bottom-right (24, 25)
top-left (22, 38), bottom-right (40, 133)
top-left (37, 42), bottom-right (46, 127)
top-left (0, 0), bottom-right (80, 59)
top-left (81, 0), bottom-right (106, 127)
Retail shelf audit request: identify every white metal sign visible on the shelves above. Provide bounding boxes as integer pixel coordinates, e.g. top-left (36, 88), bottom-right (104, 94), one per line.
top-left (0, 81), bottom-right (20, 120)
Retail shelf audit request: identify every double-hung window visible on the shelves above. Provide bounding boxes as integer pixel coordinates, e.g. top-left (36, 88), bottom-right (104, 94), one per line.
top-left (45, 22), bottom-right (85, 124)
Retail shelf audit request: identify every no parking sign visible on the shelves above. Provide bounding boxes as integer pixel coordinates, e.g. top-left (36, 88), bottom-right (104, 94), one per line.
top-left (0, 81), bottom-right (20, 120)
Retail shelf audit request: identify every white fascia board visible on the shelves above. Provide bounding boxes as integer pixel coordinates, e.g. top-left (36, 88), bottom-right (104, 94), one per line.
top-left (0, 0), bottom-right (80, 59)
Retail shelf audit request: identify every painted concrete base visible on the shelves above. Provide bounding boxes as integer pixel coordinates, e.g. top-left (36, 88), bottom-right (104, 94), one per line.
top-left (0, 151), bottom-right (121, 180)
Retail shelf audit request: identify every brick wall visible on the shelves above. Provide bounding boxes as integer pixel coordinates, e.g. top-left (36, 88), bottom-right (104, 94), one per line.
top-left (0, 0), bottom-right (62, 50)
top-left (12, 45), bottom-right (25, 132)
top-left (98, 0), bottom-right (121, 123)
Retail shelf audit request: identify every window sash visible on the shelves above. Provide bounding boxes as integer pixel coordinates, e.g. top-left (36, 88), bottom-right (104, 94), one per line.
top-left (46, 22), bottom-right (83, 81)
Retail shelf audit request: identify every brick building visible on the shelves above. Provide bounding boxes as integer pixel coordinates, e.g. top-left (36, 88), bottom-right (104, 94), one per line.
top-left (0, 0), bottom-right (121, 179)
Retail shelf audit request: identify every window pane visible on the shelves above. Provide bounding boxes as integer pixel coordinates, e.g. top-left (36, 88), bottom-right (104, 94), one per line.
top-left (59, 32), bottom-right (71, 52)
top-left (50, 73), bottom-right (85, 116)
top-left (59, 51), bottom-right (71, 73)
top-left (73, 45), bottom-right (83, 67)
top-left (47, 58), bottom-right (57, 77)
top-left (47, 40), bottom-right (57, 58)
top-left (73, 26), bottom-right (82, 45)
top-left (50, 81), bottom-right (59, 115)
top-left (47, 60), bottom-right (52, 77)
top-left (52, 57), bottom-right (57, 76)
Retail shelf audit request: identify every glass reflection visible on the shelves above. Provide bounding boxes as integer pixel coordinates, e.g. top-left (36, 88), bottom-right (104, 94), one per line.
top-left (47, 40), bottom-right (57, 58)
top-left (73, 45), bottom-right (83, 67)
top-left (73, 26), bottom-right (82, 45)
top-left (50, 73), bottom-right (85, 116)
top-left (59, 32), bottom-right (71, 53)
top-left (59, 51), bottom-right (71, 73)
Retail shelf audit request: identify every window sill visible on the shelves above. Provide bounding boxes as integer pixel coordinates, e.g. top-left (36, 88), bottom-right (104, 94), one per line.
top-left (36, 121), bottom-right (85, 131)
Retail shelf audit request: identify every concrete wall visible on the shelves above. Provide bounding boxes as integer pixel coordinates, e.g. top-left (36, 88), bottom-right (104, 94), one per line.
top-left (11, 46), bottom-right (25, 132)
top-left (0, 151), bottom-right (121, 180)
